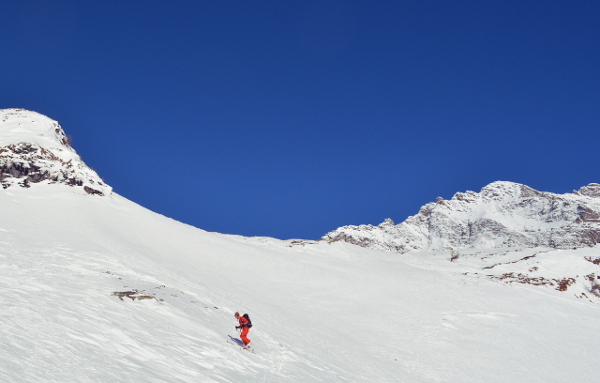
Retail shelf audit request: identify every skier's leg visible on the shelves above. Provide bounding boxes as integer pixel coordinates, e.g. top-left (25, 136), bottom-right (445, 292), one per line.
top-left (240, 327), bottom-right (251, 345)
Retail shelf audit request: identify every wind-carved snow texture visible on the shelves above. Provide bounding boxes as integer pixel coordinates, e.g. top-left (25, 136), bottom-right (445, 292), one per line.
top-left (0, 108), bottom-right (110, 196)
top-left (323, 181), bottom-right (600, 253)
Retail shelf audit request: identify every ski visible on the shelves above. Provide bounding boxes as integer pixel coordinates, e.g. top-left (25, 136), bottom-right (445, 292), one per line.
top-left (227, 335), bottom-right (255, 353)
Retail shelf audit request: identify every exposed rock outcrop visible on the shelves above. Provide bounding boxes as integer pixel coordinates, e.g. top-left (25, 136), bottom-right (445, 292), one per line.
top-left (0, 109), bottom-right (110, 196)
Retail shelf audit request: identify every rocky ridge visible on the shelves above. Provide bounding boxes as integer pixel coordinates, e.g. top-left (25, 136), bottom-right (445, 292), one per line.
top-left (323, 181), bottom-right (600, 253)
top-left (0, 109), bottom-right (110, 196)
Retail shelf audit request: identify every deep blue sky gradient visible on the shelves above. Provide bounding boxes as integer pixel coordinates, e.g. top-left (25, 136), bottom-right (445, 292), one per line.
top-left (2, 1), bottom-right (599, 239)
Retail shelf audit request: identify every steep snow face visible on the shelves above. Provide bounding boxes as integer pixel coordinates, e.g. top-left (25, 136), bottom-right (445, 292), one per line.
top-left (323, 181), bottom-right (600, 253)
top-left (0, 108), bottom-right (110, 195)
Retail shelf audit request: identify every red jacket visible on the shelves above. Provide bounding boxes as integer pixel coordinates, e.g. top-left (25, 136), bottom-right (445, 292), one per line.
top-left (238, 316), bottom-right (250, 328)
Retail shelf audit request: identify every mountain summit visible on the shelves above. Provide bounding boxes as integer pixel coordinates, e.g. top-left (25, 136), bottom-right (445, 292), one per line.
top-left (0, 108), bottom-right (110, 195)
top-left (323, 181), bottom-right (600, 253)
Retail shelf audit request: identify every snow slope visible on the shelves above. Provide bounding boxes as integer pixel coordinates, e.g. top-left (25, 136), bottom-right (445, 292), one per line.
top-left (2, 184), bottom-right (600, 382)
top-left (2, 110), bottom-right (600, 382)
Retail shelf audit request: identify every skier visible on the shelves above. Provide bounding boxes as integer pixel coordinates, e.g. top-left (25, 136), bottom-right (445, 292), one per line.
top-left (234, 312), bottom-right (252, 346)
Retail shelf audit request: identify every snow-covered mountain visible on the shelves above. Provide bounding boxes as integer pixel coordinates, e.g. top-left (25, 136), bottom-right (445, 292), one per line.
top-left (0, 108), bottom-right (110, 195)
top-left (323, 181), bottom-right (600, 253)
top-left (323, 182), bottom-right (600, 300)
top-left (2, 110), bottom-right (600, 382)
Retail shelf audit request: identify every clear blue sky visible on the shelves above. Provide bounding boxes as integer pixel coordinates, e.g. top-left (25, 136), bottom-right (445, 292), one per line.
top-left (2, 1), bottom-right (599, 239)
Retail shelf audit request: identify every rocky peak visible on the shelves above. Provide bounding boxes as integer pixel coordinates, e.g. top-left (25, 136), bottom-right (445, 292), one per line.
top-left (0, 108), bottom-right (111, 196)
top-left (479, 181), bottom-right (542, 200)
top-left (575, 184), bottom-right (600, 198)
top-left (323, 181), bottom-right (600, 253)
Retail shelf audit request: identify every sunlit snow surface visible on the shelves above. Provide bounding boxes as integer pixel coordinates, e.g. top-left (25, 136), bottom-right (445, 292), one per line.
top-left (1, 185), bottom-right (599, 382)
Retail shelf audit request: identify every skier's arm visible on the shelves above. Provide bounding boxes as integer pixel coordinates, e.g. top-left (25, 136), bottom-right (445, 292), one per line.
top-left (236, 317), bottom-right (247, 329)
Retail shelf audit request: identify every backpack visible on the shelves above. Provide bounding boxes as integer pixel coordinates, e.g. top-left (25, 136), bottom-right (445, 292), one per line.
top-left (242, 313), bottom-right (253, 328)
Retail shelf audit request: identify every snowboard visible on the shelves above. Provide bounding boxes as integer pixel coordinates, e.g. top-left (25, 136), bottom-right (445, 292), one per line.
top-left (228, 335), bottom-right (255, 353)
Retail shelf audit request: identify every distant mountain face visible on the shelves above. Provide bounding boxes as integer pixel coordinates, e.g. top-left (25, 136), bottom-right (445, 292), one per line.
top-left (323, 181), bottom-right (600, 253)
top-left (0, 108), bottom-right (110, 196)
